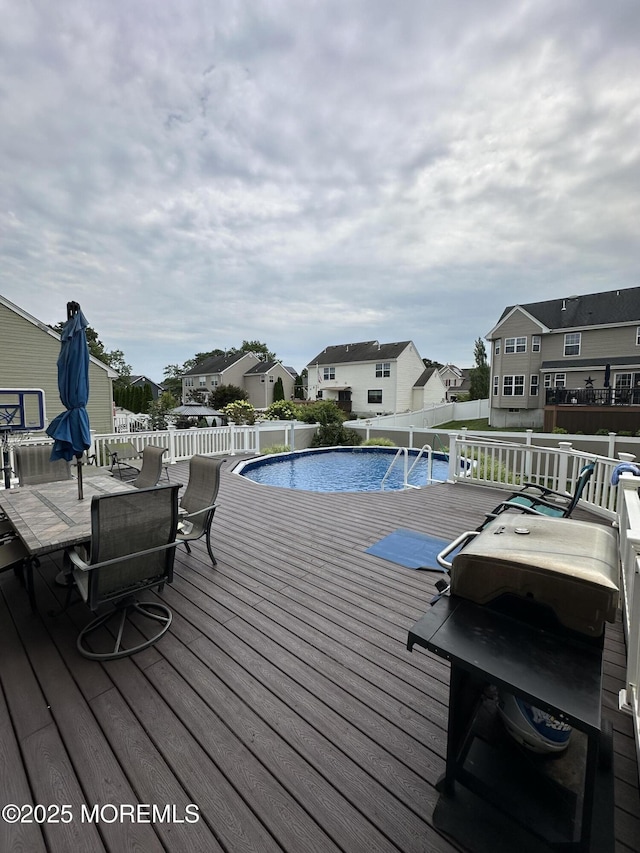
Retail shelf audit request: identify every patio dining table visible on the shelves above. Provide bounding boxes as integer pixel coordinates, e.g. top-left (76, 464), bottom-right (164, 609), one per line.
top-left (0, 475), bottom-right (136, 608)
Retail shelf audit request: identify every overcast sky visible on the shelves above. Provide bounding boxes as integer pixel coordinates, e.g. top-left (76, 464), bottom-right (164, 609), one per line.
top-left (2, 1), bottom-right (639, 381)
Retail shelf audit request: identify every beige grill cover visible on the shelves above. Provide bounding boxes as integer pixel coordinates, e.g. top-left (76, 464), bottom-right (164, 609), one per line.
top-left (451, 514), bottom-right (619, 636)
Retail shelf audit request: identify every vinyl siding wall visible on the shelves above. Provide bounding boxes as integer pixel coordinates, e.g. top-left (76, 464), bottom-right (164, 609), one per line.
top-left (0, 302), bottom-right (114, 435)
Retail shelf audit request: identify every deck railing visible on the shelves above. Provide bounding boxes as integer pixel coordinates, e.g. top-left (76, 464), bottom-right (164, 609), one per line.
top-left (616, 474), bottom-right (640, 763)
top-left (447, 433), bottom-right (620, 519)
top-left (448, 432), bottom-right (640, 759)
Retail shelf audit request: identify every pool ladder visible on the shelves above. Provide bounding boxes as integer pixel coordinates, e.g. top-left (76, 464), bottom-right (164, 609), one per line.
top-left (380, 445), bottom-right (433, 491)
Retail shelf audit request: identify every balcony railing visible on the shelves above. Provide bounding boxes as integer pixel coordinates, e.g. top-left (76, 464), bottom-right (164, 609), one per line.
top-left (546, 387), bottom-right (640, 406)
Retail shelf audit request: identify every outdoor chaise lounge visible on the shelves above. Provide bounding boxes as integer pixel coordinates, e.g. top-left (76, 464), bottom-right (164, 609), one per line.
top-left (484, 461), bottom-right (596, 523)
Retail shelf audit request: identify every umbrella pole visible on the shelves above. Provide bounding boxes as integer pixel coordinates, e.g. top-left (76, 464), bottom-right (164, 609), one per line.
top-left (76, 455), bottom-right (84, 500)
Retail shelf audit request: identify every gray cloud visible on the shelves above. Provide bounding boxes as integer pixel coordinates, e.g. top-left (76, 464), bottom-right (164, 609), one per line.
top-left (1, 0), bottom-right (639, 379)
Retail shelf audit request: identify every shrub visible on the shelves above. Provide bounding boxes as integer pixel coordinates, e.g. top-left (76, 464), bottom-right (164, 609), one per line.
top-left (261, 444), bottom-right (290, 455)
top-left (297, 400), bottom-right (345, 426)
top-left (595, 428), bottom-right (610, 436)
top-left (310, 423), bottom-right (362, 447)
top-left (362, 437), bottom-right (396, 446)
top-left (264, 400), bottom-right (300, 420)
top-left (551, 426), bottom-right (568, 434)
top-left (223, 400), bottom-right (257, 425)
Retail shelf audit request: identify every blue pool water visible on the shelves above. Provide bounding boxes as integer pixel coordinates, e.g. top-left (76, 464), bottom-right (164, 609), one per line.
top-left (236, 447), bottom-right (450, 492)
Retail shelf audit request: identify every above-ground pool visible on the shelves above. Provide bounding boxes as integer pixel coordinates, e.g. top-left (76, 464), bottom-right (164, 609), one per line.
top-left (235, 446), bottom-right (451, 492)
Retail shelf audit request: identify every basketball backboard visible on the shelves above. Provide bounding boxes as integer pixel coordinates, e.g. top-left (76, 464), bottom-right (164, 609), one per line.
top-left (0, 389), bottom-right (46, 432)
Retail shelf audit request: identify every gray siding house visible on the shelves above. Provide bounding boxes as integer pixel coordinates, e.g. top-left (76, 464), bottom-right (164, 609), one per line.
top-left (0, 294), bottom-right (116, 436)
top-left (182, 352), bottom-right (295, 409)
top-left (486, 286), bottom-right (640, 428)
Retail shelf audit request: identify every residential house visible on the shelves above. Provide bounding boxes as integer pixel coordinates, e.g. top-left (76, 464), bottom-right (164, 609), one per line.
top-left (243, 361), bottom-right (296, 408)
top-left (438, 364), bottom-right (471, 402)
top-left (129, 374), bottom-right (164, 400)
top-left (486, 286), bottom-right (640, 429)
top-left (307, 340), bottom-right (442, 416)
top-left (182, 352), bottom-right (295, 409)
top-left (0, 294), bottom-right (116, 435)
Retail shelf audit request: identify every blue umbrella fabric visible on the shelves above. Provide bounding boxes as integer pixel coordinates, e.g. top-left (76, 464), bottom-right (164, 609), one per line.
top-left (46, 301), bottom-right (91, 497)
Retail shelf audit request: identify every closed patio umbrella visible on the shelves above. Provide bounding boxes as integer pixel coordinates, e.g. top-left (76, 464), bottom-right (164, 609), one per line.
top-left (45, 301), bottom-right (91, 499)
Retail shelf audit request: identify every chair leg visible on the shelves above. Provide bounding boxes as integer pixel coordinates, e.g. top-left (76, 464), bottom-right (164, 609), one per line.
top-left (205, 529), bottom-right (217, 566)
top-left (77, 600), bottom-right (172, 660)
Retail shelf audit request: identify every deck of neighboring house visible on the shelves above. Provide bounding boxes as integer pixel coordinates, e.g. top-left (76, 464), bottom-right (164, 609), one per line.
top-left (1, 459), bottom-right (638, 853)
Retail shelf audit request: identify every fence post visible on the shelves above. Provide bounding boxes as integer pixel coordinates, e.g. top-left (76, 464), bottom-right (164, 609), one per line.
top-left (254, 423), bottom-right (261, 455)
top-left (229, 424), bottom-right (235, 456)
top-left (408, 425), bottom-right (414, 448)
top-left (448, 434), bottom-right (459, 481)
top-left (164, 427), bottom-right (174, 464)
top-left (557, 441), bottom-right (572, 491)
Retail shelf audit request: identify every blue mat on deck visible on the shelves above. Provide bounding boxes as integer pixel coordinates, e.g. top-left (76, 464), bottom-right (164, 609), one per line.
top-left (365, 528), bottom-right (454, 571)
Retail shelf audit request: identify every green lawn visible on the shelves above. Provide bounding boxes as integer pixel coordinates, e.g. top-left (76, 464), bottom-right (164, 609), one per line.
top-left (434, 418), bottom-right (537, 432)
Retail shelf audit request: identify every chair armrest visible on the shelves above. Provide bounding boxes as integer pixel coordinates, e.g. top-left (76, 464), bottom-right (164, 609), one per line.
top-left (181, 503), bottom-right (218, 521)
top-left (67, 541), bottom-right (180, 573)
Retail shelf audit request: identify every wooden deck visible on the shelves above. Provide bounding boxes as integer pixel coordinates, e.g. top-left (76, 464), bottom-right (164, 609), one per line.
top-left (1, 459), bottom-right (638, 853)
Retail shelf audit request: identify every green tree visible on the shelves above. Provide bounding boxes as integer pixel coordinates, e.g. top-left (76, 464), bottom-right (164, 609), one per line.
top-left (469, 337), bottom-right (490, 400)
top-left (227, 340), bottom-right (276, 361)
top-left (212, 384), bottom-right (248, 408)
top-left (294, 369), bottom-right (306, 399)
top-left (273, 376), bottom-right (285, 402)
top-left (51, 321), bottom-right (132, 392)
top-left (147, 391), bottom-right (179, 430)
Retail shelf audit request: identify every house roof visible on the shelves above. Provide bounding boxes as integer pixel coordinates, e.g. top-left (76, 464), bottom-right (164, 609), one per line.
top-left (541, 356), bottom-right (640, 370)
top-left (495, 285), bottom-right (640, 332)
top-left (130, 374), bottom-right (163, 388)
top-left (308, 340), bottom-right (413, 366)
top-left (244, 361), bottom-right (279, 376)
top-left (183, 352), bottom-right (249, 376)
top-left (413, 367), bottom-right (436, 387)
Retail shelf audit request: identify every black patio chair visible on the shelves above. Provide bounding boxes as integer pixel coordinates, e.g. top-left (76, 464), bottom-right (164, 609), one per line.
top-left (63, 483), bottom-right (181, 660)
top-left (14, 445), bottom-right (72, 486)
top-left (176, 455), bottom-right (222, 566)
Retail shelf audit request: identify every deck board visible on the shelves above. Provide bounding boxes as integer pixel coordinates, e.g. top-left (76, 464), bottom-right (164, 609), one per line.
top-left (0, 457), bottom-right (638, 853)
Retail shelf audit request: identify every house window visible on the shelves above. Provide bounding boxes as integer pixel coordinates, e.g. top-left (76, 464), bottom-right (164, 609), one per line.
top-left (211, 378), bottom-right (218, 387)
top-left (323, 367), bottom-right (335, 380)
top-left (199, 377), bottom-right (207, 387)
top-left (554, 373), bottom-right (566, 388)
top-left (530, 375), bottom-right (539, 396)
top-left (368, 390), bottom-right (383, 404)
top-left (616, 373), bottom-right (632, 390)
top-left (532, 335), bottom-right (541, 352)
top-left (544, 374), bottom-right (552, 388)
top-left (503, 375), bottom-right (525, 396)
top-left (564, 332), bottom-right (581, 356)
top-left (505, 337), bottom-right (527, 354)
top-left (636, 327), bottom-right (640, 346)
top-left (185, 378), bottom-right (194, 388)
top-left (375, 362), bottom-right (391, 378)
top-left (494, 340), bottom-right (501, 355)
top-left (493, 376), bottom-right (499, 396)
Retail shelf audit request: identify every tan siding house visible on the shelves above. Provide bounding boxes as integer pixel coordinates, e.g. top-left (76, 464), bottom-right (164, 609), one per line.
top-left (0, 295), bottom-right (116, 436)
top-left (487, 286), bottom-right (640, 428)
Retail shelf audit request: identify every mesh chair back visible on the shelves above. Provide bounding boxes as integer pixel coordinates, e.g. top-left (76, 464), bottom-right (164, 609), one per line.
top-left (564, 462), bottom-right (595, 515)
top-left (87, 484), bottom-right (180, 604)
top-left (181, 455), bottom-right (222, 537)
top-left (133, 445), bottom-right (168, 489)
top-left (15, 445), bottom-right (72, 486)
